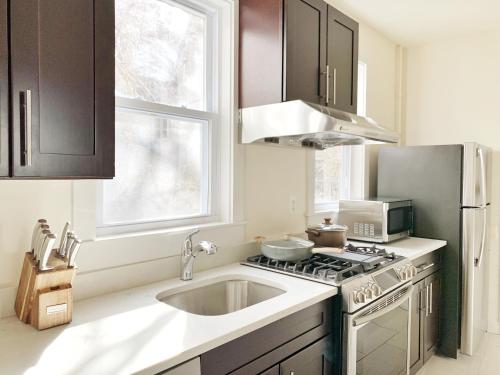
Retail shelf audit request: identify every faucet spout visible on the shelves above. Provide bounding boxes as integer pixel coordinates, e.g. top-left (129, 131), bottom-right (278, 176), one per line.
top-left (180, 231), bottom-right (217, 281)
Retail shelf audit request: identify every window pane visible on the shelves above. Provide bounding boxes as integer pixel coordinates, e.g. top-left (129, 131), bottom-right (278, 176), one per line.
top-left (102, 109), bottom-right (209, 225)
top-left (315, 147), bottom-right (347, 204)
top-left (116, 0), bottom-right (206, 110)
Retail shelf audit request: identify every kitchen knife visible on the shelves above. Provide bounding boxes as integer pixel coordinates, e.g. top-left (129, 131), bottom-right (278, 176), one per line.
top-left (39, 233), bottom-right (56, 271)
top-left (35, 229), bottom-right (51, 261)
top-left (30, 219), bottom-right (47, 253)
top-left (58, 222), bottom-right (71, 256)
top-left (33, 224), bottom-right (50, 258)
top-left (60, 231), bottom-right (74, 258)
top-left (67, 238), bottom-right (82, 268)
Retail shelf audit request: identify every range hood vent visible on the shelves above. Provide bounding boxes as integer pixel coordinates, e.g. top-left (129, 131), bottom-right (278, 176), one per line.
top-left (239, 100), bottom-right (399, 149)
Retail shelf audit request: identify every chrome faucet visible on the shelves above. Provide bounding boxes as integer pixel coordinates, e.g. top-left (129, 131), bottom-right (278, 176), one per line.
top-left (180, 229), bottom-right (218, 281)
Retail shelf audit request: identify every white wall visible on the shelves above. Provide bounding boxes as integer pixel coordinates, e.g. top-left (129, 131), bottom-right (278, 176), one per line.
top-left (405, 31), bottom-right (500, 332)
top-left (0, 5), bottom-right (401, 319)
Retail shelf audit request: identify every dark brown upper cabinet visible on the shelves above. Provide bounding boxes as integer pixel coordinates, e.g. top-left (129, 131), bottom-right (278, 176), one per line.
top-left (4, 0), bottom-right (115, 179)
top-left (239, 0), bottom-right (358, 114)
top-left (327, 6), bottom-right (358, 113)
top-left (284, 0), bottom-right (328, 105)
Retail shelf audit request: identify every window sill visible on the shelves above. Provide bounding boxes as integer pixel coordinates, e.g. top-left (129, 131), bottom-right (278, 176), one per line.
top-left (93, 221), bottom-right (247, 243)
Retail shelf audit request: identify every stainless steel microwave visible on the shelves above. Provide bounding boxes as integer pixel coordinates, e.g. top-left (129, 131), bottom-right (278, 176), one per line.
top-left (338, 198), bottom-right (413, 243)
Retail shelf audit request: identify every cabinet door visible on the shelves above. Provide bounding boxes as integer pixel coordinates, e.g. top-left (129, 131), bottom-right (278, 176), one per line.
top-left (327, 7), bottom-right (358, 113)
top-left (10, 0), bottom-right (114, 178)
top-left (284, 0), bottom-right (328, 105)
top-left (424, 272), bottom-right (441, 362)
top-left (0, 0), bottom-right (7, 176)
top-left (409, 279), bottom-right (425, 375)
top-left (280, 336), bottom-right (332, 375)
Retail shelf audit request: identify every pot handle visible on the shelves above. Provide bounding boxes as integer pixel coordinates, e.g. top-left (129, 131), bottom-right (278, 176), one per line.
top-left (305, 229), bottom-right (320, 237)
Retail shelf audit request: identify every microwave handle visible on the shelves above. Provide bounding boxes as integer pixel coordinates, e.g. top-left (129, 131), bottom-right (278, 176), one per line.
top-left (353, 285), bottom-right (413, 327)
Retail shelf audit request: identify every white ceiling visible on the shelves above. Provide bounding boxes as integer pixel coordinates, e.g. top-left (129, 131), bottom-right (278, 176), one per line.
top-left (331, 0), bottom-right (500, 45)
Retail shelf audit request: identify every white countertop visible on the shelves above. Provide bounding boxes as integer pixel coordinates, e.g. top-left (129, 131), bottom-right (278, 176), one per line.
top-left (0, 264), bottom-right (337, 375)
top-left (349, 236), bottom-right (447, 260)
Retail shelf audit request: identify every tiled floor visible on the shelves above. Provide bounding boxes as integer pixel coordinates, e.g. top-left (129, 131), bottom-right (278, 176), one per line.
top-left (418, 333), bottom-right (500, 375)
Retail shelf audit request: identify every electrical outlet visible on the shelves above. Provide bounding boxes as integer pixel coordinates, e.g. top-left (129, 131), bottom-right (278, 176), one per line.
top-left (289, 195), bottom-right (297, 214)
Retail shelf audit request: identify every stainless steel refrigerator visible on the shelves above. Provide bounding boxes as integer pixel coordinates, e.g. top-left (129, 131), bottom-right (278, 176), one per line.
top-left (377, 142), bottom-right (491, 358)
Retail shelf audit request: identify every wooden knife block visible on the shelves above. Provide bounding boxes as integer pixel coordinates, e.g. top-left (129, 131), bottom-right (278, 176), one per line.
top-left (15, 251), bottom-right (76, 330)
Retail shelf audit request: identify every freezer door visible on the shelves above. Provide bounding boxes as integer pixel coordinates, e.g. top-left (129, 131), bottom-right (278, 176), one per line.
top-left (462, 143), bottom-right (491, 207)
top-left (461, 207), bottom-right (489, 355)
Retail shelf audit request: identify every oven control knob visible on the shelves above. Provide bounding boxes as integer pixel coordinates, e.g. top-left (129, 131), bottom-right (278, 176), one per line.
top-left (409, 265), bottom-right (418, 278)
top-left (371, 283), bottom-right (382, 297)
top-left (398, 266), bottom-right (409, 281)
top-left (354, 290), bottom-right (366, 304)
top-left (362, 286), bottom-right (373, 300)
top-left (395, 267), bottom-right (402, 279)
top-left (404, 265), bottom-right (413, 279)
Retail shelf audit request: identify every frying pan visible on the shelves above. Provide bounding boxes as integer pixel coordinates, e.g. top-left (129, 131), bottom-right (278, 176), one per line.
top-left (257, 237), bottom-right (344, 262)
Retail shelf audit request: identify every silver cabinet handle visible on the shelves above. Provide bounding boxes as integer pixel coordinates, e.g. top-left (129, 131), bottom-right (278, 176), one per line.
top-left (21, 90), bottom-right (32, 166)
top-left (425, 284), bottom-right (430, 317)
top-left (333, 68), bottom-right (337, 105)
top-left (429, 282), bottom-right (433, 314)
top-left (419, 288), bottom-right (426, 312)
top-left (418, 263), bottom-right (435, 272)
top-left (325, 65), bottom-right (330, 104)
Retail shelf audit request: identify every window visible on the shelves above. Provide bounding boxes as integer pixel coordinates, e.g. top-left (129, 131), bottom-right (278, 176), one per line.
top-left (98, 0), bottom-right (234, 235)
top-left (312, 61), bottom-right (368, 213)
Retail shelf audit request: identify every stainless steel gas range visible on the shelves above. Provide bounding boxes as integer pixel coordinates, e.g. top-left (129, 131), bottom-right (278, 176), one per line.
top-left (242, 244), bottom-right (417, 375)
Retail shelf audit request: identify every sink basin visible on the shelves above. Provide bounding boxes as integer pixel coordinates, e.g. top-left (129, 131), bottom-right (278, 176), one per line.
top-left (157, 279), bottom-right (285, 316)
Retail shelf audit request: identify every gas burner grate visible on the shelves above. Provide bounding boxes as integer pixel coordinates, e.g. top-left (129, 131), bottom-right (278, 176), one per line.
top-left (345, 243), bottom-right (397, 260)
top-left (245, 254), bottom-right (365, 283)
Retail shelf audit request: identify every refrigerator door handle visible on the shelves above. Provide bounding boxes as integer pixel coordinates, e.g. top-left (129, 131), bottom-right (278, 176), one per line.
top-left (477, 148), bottom-right (487, 208)
top-left (475, 208), bottom-right (487, 267)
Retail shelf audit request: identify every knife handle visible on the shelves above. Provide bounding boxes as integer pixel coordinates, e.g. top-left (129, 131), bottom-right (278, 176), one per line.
top-left (35, 229), bottom-right (51, 262)
top-left (31, 219), bottom-right (47, 252)
top-left (60, 231), bottom-right (74, 258)
top-left (39, 234), bottom-right (56, 271)
top-left (68, 238), bottom-right (82, 268)
top-left (58, 222), bottom-right (71, 256)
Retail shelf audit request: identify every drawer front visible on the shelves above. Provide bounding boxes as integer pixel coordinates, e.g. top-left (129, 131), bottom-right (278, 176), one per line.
top-left (201, 299), bottom-right (333, 375)
top-left (412, 249), bottom-right (442, 283)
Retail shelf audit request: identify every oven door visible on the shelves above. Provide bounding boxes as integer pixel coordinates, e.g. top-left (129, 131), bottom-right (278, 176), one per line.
top-left (343, 284), bottom-right (413, 375)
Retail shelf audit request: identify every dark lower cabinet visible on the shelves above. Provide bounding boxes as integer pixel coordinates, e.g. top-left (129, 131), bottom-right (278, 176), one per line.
top-left (201, 297), bottom-right (341, 375)
top-left (5, 0), bottom-right (115, 178)
top-left (280, 336), bottom-right (332, 375)
top-left (410, 271), bottom-right (441, 375)
top-left (424, 272), bottom-right (441, 361)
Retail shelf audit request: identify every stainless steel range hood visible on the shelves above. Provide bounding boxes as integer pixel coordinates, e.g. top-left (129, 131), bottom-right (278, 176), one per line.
top-left (239, 100), bottom-right (399, 149)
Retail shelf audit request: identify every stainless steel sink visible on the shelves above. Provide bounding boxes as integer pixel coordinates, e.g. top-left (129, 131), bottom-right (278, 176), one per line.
top-left (157, 279), bottom-right (285, 316)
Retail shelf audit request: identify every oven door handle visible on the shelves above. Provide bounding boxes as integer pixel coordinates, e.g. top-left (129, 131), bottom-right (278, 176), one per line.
top-left (353, 285), bottom-right (414, 327)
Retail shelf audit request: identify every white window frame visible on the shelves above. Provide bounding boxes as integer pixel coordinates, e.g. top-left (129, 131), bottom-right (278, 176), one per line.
top-left (307, 61), bottom-right (368, 216)
top-left (96, 0), bottom-right (235, 237)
